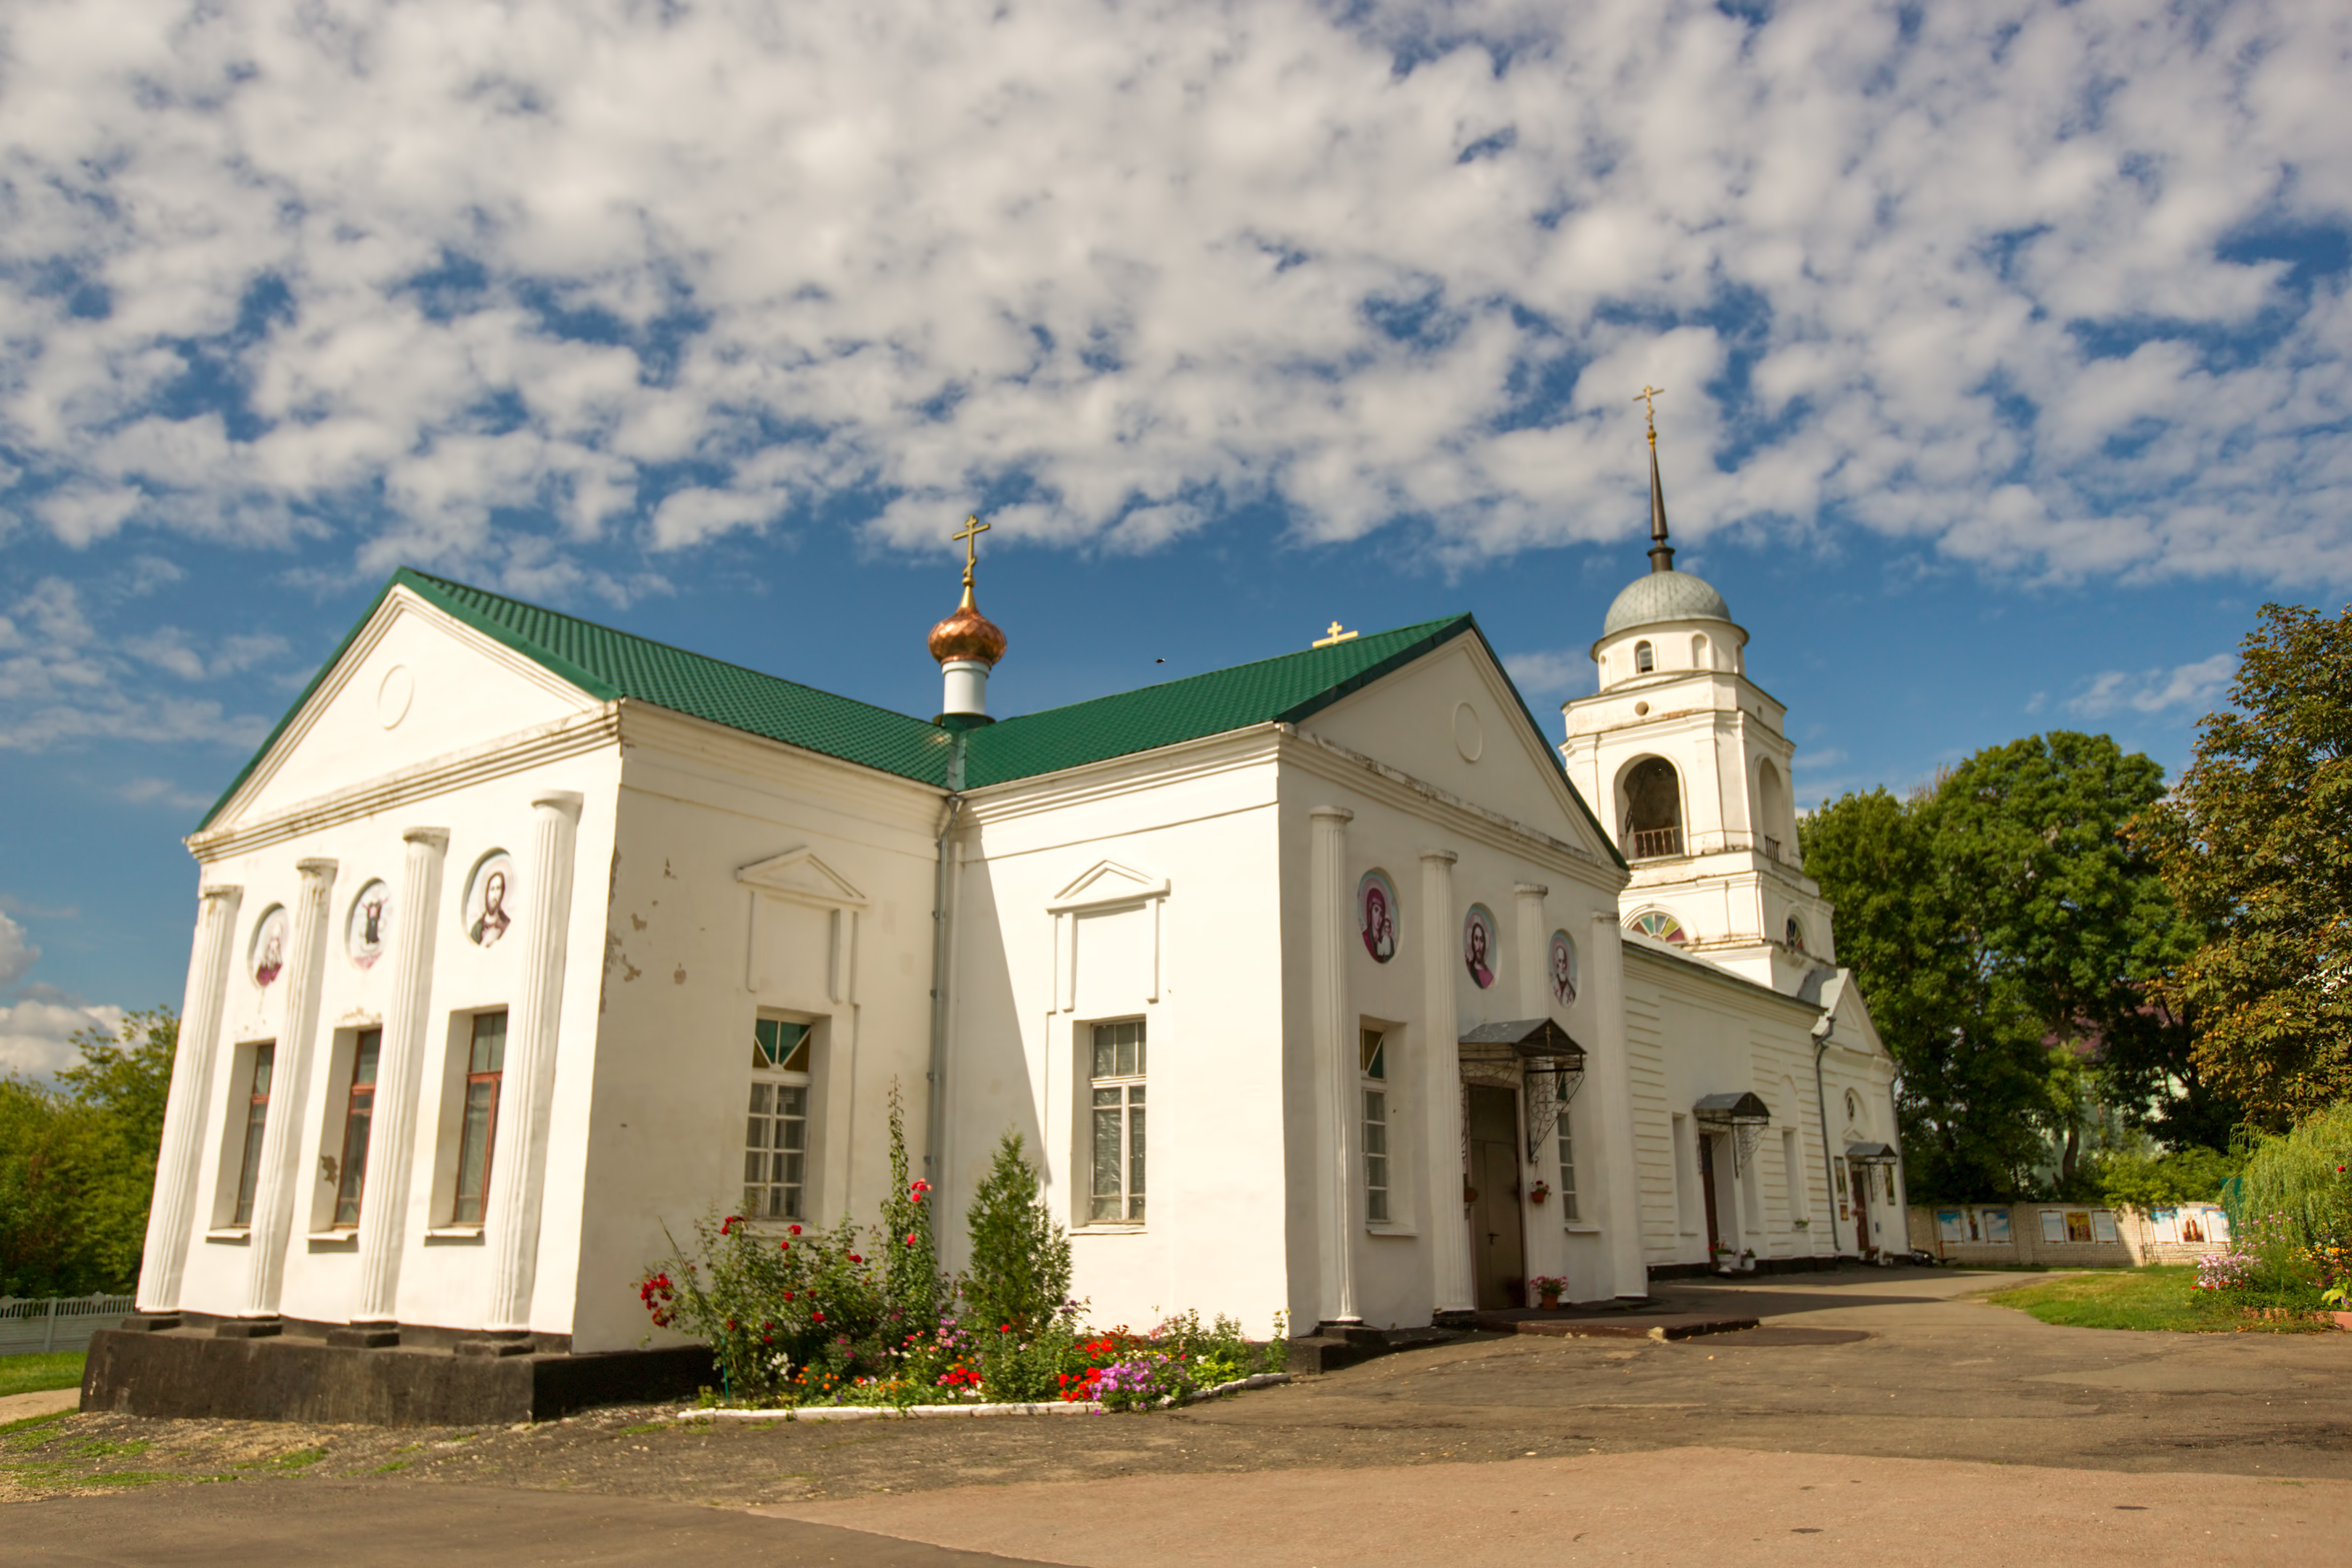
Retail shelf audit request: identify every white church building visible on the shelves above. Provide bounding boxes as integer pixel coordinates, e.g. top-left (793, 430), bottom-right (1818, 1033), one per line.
top-left (91, 451), bottom-right (1903, 1422)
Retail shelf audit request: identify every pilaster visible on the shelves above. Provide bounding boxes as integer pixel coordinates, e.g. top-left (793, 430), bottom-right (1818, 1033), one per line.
top-left (349, 827), bottom-right (449, 1336)
top-left (136, 883), bottom-right (242, 1316)
top-left (1309, 806), bottom-right (1359, 1326)
top-left (482, 793), bottom-right (584, 1339)
top-left (237, 858), bottom-right (338, 1326)
top-left (1421, 849), bottom-right (1473, 1314)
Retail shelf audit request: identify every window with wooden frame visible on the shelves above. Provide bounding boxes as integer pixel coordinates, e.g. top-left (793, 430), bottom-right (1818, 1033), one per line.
top-left (449, 1010), bottom-right (507, 1226)
top-left (1361, 1028), bottom-right (1391, 1225)
top-left (1088, 1020), bottom-right (1146, 1223)
top-left (746, 1018), bottom-right (813, 1221)
top-left (331, 1029), bottom-right (381, 1228)
top-left (229, 1043), bottom-right (275, 1228)
top-left (1556, 1098), bottom-right (1580, 1223)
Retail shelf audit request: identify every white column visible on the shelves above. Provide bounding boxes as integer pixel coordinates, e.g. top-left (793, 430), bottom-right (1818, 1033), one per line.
top-left (1513, 883), bottom-right (1548, 1019)
top-left (136, 883), bottom-right (242, 1315)
top-left (483, 792), bottom-right (584, 1338)
top-left (1587, 912), bottom-right (1647, 1298)
top-left (351, 828), bottom-right (449, 1331)
top-left (1309, 806), bottom-right (1359, 1326)
top-left (239, 858), bottom-right (338, 1323)
top-left (1420, 850), bottom-right (1473, 1314)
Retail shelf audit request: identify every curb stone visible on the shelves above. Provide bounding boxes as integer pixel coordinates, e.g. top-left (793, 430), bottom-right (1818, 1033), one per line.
top-left (669, 1371), bottom-right (1293, 1423)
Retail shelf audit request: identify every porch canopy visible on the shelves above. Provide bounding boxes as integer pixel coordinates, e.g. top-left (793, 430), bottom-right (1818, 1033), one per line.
top-left (1692, 1091), bottom-right (1771, 1127)
top-left (1460, 1018), bottom-right (1586, 1160)
top-left (1694, 1090), bottom-right (1771, 1173)
top-left (1844, 1141), bottom-right (1899, 1163)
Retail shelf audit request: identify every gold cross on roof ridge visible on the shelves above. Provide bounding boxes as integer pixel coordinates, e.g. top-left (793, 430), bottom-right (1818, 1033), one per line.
top-left (1312, 620), bottom-right (1358, 648)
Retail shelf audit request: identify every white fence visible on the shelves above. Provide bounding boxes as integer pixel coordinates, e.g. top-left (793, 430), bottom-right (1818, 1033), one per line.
top-left (0, 1294), bottom-right (135, 1355)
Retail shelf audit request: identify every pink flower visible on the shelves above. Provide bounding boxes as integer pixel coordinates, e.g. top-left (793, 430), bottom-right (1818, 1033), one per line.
top-left (905, 1233), bottom-right (918, 1246)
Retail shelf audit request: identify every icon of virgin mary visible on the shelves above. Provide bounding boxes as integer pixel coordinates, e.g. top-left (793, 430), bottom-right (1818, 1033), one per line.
top-left (1360, 879), bottom-right (1395, 962)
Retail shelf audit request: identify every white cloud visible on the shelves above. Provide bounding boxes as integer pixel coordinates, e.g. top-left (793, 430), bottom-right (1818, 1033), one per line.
top-left (0, 575), bottom-right (277, 753)
top-left (2067, 652), bottom-right (2237, 718)
top-left (0, 0), bottom-right (2345, 587)
top-left (0, 910), bottom-right (38, 992)
top-left (0, 993), bottom-right (124, 1080)
top-left (1501, 648), bottom-right (1591, 700)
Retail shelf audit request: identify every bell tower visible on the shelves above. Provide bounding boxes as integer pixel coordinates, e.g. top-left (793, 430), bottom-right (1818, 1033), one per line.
top-left (1558, 393), bottom-right (1834, 995)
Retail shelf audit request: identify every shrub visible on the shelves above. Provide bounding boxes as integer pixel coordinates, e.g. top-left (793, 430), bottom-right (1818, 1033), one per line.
top-left (2226, 1103), bottom-right (2352, 1254)
top-left (959, 1131), bottom-right (1071, 1338)
top-left (640, 1211), bottom-right (883, 1403)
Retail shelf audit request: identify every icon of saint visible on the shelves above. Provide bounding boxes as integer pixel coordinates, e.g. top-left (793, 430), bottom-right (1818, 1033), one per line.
top-left (255, 926), bottom-right (284, 986)
top-left (1550, 941), bottom-right (1576, 1006)
top-left (472, 869), bottom-right (512, 947)
top-left (362, 897), bottom-right (384, 947)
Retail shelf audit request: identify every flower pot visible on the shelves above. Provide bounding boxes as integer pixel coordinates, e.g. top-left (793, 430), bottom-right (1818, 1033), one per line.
top-left (1538, 1292), bottom-right (1562, 1311)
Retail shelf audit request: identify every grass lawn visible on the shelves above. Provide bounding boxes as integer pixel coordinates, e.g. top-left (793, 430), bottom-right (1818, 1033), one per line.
top-left (0, 1353), bottom-right (88, 1398)
top-left (1988, 1266), bottom-right (2333, 1333)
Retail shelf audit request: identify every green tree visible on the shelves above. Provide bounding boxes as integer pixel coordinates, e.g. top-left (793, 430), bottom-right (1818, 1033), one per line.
top-left (959, 1131), bottom-right (1071, 1336)
top-left (0, 1008), bottom-right (176, 1296)
top-left (2135, 603), bottom-right (2352, 1127)
top-left (1802, 784), bottom-right (2050, 1200)
top-left (1803, 733), bottom-right (2201, 1201)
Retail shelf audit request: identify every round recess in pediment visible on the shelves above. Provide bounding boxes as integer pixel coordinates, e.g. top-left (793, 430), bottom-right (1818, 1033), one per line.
top-left (1453, 701), bottom-right (1484, 762)
top-left (377, 665), bottom-right (415, 729)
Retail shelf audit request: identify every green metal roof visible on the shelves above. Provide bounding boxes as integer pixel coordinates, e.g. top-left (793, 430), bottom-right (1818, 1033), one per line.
top-left (963, 615), bottom-right (1473, 788)
top-left (199, 571), bottom-right (1617, 870)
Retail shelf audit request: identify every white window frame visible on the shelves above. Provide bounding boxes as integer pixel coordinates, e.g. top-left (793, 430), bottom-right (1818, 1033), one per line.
top-left (1362, 1026), bottom-right (1392, 1226)
top-left (1085, 1018), bottom-right (1146, 1226)
top-left (746, 1014), bottom-right (815, 1223)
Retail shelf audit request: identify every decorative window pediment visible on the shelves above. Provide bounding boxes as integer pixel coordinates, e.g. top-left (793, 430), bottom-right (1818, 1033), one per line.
top-left (737, 846), bottom-right (868, 909)
top-left (1048, 859), bottom-right (1169, 913)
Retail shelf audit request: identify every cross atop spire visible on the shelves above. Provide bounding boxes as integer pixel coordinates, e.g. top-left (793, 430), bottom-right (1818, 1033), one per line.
top-left (1634, 385), bottom-right (1674, 574)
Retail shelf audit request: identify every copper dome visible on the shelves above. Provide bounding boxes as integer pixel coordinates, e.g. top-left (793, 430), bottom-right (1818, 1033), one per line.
top-left (928, 591), bottom-right (1008, 666)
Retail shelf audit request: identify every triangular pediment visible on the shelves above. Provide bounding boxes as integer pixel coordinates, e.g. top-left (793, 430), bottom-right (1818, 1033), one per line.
top-left (737, 846), bottom-right (868, 908)
top-left (1048, 859), bottom-right (1169, 911)
top-left (199, 584), bottom-right (603, 838)
top-left (1299, 634), bottom-right (1617, 868)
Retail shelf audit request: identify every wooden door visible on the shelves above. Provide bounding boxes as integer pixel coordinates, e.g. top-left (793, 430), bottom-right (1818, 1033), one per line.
top-left (1698, 1132), bottom-right (1724, 1255)
top-left (1849, 1159), bottom-right (1871, 1255)
top-left (1467, 1085), bottom-right (1525, 1310)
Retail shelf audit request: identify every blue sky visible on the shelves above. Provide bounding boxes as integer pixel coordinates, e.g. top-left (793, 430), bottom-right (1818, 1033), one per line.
top-left (1, 0), bottom-right (2345, 1073)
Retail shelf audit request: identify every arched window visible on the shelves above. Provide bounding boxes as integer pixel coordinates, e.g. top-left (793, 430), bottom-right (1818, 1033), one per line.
top-left (1630, 910), bottom-right (1688, 944)
top-left (1621, 756), bottom-right (1683, 859)
top-left (1634, 640), bottom-right (1654, 673)
top-left (1691, 633), bottom-right (1709, 669)
top-left (1755, 758), bottom-right (1790, 860)
top-left (1785, 915), bottom-right (1806, 952)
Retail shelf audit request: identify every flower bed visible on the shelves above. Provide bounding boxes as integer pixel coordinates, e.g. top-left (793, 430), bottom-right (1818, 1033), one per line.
top-left (637, 1088), bottom-right (1289, 1412)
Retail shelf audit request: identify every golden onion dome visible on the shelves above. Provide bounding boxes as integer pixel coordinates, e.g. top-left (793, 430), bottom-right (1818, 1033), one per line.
top-left (928, 587), bottom-right (1008, 666)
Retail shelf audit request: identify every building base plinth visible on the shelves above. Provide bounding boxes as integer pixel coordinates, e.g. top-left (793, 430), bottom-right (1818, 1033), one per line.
top-left (81, 1328), bottom-right (716, 1426)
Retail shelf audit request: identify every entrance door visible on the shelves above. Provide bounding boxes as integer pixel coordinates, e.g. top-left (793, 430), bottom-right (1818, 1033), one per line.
top-left (1849, 1159), bottom-right (1871, 1256)
top-left (1466, 1085), bottom-right (1525, 1310)
top-left (1697, 1133), bottom-right (1725, 1257)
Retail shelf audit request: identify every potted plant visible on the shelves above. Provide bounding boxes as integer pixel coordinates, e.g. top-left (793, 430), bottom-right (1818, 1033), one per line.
top-left (1527, 1274), bottom-right (1567, 1310)
top-left (1529, 1180), bottom-right (1551, 1206)
top-left (1740, 1247), bottom-right (1757, 1272)
top-left (1710, 1244), bottom-right (1739, 1273)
